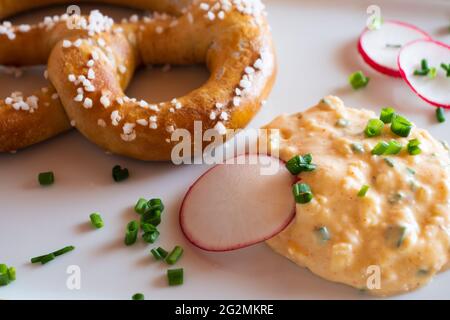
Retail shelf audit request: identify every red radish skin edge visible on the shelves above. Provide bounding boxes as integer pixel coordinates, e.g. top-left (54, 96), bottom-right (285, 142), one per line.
top-left (358, 20), bottom-right (431, 78)
top-left (398, 39), bottom-right (450, 109)
top-left (179, 154), bottom-right (297, 252)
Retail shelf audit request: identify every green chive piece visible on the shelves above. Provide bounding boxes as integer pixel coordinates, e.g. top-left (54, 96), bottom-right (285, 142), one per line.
top-left (112, 165), bottom-right (129, 182)
top-left (134, 198), bottom-right (149, 214)
top-left (349, 71), bottom-right (370, 90)
top-left (151, 248), bottom-right (163, 260)
top-left (351, 143), bottom-right (365, 153)
top-left (31, 246), bottom-right (74, 265)
top-left (417, 269), bottom-right (429, 276)
top-left (314, 226), bottom-right (330, 242)
top-left (436, 107), bottom-right (446, 123)
top-left (391, 115), bottom-right (412, 137)
top-left (364, 118), bottom-right (384, 137)
top-left (292, 183), bottom-right (313, 204)
top-left (413, 69), bottom-right (428, 76)
top-left (40, 254), bottom-right (55, 265)
top-left (388, 192), bottom-right (404, 204)
top-left (143, 230), bottom-right (160, 244)
top-left (285, 154), bottom-right (317, 175)
top-left (385, 226), bottom-right (407, 248)
top-left (89, 213), bottom-right (104, 229)
top-left (125, 220), bottom-right (139, 246)
top-left (166, 246), bottom-right (184, 265)
top-left (428, 67), bottom-right (437, 79)
top-left (7, 267), bottom-right (16, 281)
top-left (380, 107), bottom-right (396, 124)
top-left (440, 63), bottom-right (450, 77)
top-left (156, 247), bottom-right (169, 259)
top-left (38, 171), bottom-right (54, 186)
top-left (0, 269), bottom-right (9, 286)
top-left (31, 255), bottom-right (47, 264)
top-left (167, 268), bottom-right (184, 286)
top-left (52, 246), bottom-right (75, 257)
top-left (384, 158), bottom-right (395, 168)
top-left (336, 118), bottom-right (350, 128)
top-left (407, 139), bottom-right (422, 155)
top-left (141, 223), bottom-right (157, 233)
top-left (421, 59), bottom-right (429, 72)
top-left (414, 59), bottom-right (430, 76)
top-left (132, 293), bottom-right (145, 300)
top-left (147, 198), bottom-right (165, 212)
top-left (141, 210), bottom-right (162, 227)
top-left (371, 141), bottom-right (389, 155)
top-left (406, 167), bottom-right (416, 175)
top-left (384, 140), bottom-right (402, 155)
top-left (358, 185), bottom-right (370, 197)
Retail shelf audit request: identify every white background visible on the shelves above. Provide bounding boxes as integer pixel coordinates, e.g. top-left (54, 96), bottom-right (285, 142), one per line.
top-left (0, 0), bottom-right (449, 299)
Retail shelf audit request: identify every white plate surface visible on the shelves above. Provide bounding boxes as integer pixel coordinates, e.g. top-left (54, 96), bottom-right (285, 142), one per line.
top-left (0, 0), bottom-right (449, 300)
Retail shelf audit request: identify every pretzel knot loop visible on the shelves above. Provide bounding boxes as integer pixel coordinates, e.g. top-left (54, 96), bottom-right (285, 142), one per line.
top-left (0, 0), bottom-right (276, 160)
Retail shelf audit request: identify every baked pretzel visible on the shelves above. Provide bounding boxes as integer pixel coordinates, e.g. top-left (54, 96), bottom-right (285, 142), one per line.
top-left (0, 0), bottom-right (276, 160)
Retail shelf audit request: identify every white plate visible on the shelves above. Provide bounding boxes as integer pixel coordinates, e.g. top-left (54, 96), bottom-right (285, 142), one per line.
top-left (1, 0), bottom-right (449, 300)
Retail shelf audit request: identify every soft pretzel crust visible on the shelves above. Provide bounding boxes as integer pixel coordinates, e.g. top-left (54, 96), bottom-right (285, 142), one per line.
top-left (0, 0), bottom-right (276, 160)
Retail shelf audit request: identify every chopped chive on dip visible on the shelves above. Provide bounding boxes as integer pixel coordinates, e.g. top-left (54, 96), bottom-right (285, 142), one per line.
top-left (380, 107), bottom-right (396, 124)
top-left (384, 140), bottom-right (402, 155)
top-left (292, 183), bottom-right (313, 204)
top-left (314, 226), bottom-right (330, 242)
top-left (371, 141), bottom-right (389, 155)
top-left (351, 143), bottom-right (365, 154)
top-left (132, 293), bottom-right (145, 300)
top-left (390, 115), bottom-right (412, 137)
top-left (166, 246), bottom-right (184, 265)
top-left (112, 165), bottom-right (129, 182)
top-left (336, 118), bottom-right (350, 128)
top-left (89, 212), bottom-right (104, 229)
top-left (385, 225), bottom-right (407, 248)
top-left (441, 63), bottom-right (450, 77)
top-left (38, 171), bottom-right (54, 186)
top-left (436, 107), bottom-right (446, 123)
top-left (357, 185), bottom-right (370, 197)
top-left (167, 268), bottom-right (184, 286)
top-left (364, 118), bottom-right (384, 137)
top-left (407, 139), bottom-right (422, 156)
top-left (384, 158), bottom-right (395, 168)
top-left (125, 220), bottom-right (139, 246)
top-left (285, 154), bottom-right (317, 175)
top-left (0, 264), bottom-right (16, 287)
top-left (349, 71), bottom-right (370, 90)
top-left (371, 140), bottom-right (402, 155)
top-left (31, 246), bottom-right (75, 265)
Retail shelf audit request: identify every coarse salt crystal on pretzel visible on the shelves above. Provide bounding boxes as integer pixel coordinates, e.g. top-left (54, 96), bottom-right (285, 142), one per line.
top-left (0, 0), bottom-right (276, 160)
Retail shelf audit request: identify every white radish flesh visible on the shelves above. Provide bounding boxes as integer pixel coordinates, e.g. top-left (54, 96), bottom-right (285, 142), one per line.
top-left (398, 39), bottom-right (450, 108)
top-left (180, 154), bottom-right (296, 252)
top-left (358, 20), bottom-right (430, 77)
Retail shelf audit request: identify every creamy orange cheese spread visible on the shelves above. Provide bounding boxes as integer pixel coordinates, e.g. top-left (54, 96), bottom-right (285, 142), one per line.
top-left (264, 96), bottom-right (450, 296)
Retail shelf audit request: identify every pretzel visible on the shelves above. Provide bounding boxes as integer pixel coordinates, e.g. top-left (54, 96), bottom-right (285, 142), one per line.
top-left (0, 0), bottom-right (276, 160)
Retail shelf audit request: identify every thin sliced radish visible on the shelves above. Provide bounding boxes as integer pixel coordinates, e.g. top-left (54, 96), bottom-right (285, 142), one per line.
top-left (398, 39), bottom-right (450, 108)
top-left (180, 154), bottom-right (296, 252)
top-left (358, 20), bottom-right (431, 77)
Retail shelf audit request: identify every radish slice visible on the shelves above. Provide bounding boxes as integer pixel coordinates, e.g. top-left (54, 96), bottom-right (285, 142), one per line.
top-left (358, 20), bottom-right (431, 77)
top-left (180, 154), bottom-right (296, 252)
top-left (398, 39), bottom-right (450, 108)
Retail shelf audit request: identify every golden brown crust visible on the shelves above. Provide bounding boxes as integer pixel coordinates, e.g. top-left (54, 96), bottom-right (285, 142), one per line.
top-left (1, 0), bottom-right (276, 160)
